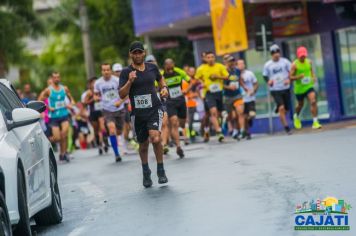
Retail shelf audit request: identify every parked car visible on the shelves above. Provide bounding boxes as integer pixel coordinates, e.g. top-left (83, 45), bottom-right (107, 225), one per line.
top-left (0, 79), bottom-right (62, 236)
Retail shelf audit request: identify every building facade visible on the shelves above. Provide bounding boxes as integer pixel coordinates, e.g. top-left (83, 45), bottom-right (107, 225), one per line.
top-left (131, 0), bottom-right (356, 133)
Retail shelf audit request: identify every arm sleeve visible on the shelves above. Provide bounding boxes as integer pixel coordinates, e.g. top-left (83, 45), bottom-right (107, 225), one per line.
top-left (119, 70), bottom-right (129, 89)
top-left (220, 64), bottom-right (229, 78)
top-left (174, 67), bottom-right (190, 82)
top-left (195, 66), bottom-right (203, 80)
top-left (251, 72), bottom-right (258, 83)
top-left (153, 65), bottom-right (162, 82)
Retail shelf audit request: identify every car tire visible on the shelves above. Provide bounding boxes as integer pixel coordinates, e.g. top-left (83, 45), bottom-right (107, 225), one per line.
top-left (0, 191), bottom-right (12, 236)
top-left (13, 169), bottom-right (31, 236)
top-left (34, 160), bottom-right (62, 226)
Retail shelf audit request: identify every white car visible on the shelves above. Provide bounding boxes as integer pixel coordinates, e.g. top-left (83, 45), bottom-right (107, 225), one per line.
top-left (0, 79), bottom-right (62, 236)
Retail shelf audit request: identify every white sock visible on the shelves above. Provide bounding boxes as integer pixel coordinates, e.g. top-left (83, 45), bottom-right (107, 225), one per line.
top-left (204, 127), bottom-right (210, 133)
top-left (232, 129), bottom-right (238, 136)
top-left (313, 117), bottom-right (318, 123)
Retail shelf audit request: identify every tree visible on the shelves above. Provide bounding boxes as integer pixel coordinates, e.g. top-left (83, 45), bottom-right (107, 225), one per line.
top-left (0, 0), bottom-right (43, 77)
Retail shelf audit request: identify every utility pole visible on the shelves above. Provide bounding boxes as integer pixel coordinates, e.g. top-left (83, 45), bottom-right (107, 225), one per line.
top-left (79, 0), bottom-right (95, 79)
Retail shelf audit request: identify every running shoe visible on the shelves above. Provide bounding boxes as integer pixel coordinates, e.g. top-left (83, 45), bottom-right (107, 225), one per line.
top-left (143, 169), bottom-right (153, 188)
top-left (218, 133), bottom-right (224, 143)
top-left (293, 114), bottom-right (302, 129)
top-left (104, 145), bottom-right (109, 153)
top-left (203, 131), bottom-right (210, 143)
top-left (163, 145), bottom-right (169, 155)
top-left (129, 139), bottom-right (139, 151)
top-left (246, 133), bottom-right (252, 140)
top-left (115, 154), bottom-right (122, 162)
top-left (63, 153), bottom-right (70, 163)
top-left (157, 170), bottom-right (168, 184)
top-left (98, 148), bottom-right (103, 155)
top-left (59, 154), bottom-right (65, 162)
top-left (177, 147), bottom-right (185, 158)
top-left (285, 126), bottom-right (292, 135)
top-left (312, 121), bottom-right (322, 129)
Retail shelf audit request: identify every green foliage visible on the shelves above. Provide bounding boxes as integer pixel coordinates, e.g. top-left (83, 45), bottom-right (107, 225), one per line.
top-left (0, 0), bottom-right (43, 75)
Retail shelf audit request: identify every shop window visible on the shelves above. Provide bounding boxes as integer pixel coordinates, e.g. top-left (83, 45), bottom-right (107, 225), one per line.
top-left (285, 34), bottom-right (329, 120)
top-left (336, 26), bottom-right (356, 116)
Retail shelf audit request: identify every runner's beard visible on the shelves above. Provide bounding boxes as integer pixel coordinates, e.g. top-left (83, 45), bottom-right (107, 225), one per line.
top-left (133, 56), bottom-right (144, 66)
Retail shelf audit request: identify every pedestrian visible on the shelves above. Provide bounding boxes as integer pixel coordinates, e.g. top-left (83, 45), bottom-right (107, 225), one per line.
top-left (38, 71), bottom-right (75, 161)
top-left (290, 46), bottom-right (322, 130)
top-left (83, 77), bottom-right (109, 155)
top-left (119, 41), bottom-right (169, 188)
top-left (162, 58), bottom-right (190, 158)
top-left (94, 63), bottom-right (126, 162)
top-left (238, 59), bottom-right (259, 140)
top-left (223, 55), bottom-right (245, 140)
top-left (263, 44), bottom-right (292, 134)
top-left (195, 51), bottom-right (228, 143)
top-left (21, 83), bottom-right (36, 104)
top-left (184, 66), bottom-right (200, 142)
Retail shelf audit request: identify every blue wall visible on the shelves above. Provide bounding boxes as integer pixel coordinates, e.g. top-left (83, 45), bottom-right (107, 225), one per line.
top-left (131, 0), bottom-right (209, 36)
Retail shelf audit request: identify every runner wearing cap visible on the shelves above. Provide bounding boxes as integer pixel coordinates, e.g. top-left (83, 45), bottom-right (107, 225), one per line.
top-left (94, 63), bottom-right (126, 162)
top-left (112, 63), bottom-right (123, 77)
top-left (263, 44), bottom-right (292, 134)
top-left (223, 55), bottom-right (245, 140)
top-left (290, 46), bottom-right (322, 130)
top-left (119, 41), bottom-right (169, 188)
top-left (196, 51), bottom-right (228, 143)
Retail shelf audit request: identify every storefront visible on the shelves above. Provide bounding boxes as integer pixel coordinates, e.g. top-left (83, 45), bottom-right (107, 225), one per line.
top-left (131, 0), bottom-right (356, 133)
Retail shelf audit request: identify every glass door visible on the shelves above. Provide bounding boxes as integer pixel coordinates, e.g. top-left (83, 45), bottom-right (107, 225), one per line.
top-left (336, 26), bottom-right (356, 116)
top-left (285, 34), bottom-right (329, 120)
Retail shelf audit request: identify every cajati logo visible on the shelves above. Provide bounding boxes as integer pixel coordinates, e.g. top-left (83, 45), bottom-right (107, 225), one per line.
top-left (294, 197), bottom-right (351, 231)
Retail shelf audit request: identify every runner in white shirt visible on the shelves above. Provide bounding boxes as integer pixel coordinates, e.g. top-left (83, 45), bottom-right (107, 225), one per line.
top-left (263, 44), bottom-right (292, 134)
top-left (94, 63), bottom-right (126, 162)
top-left (238, 59), bottom-right (258, 140)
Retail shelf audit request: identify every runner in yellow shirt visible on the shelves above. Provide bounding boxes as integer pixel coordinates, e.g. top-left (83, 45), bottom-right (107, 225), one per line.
top-left (195, 51), bottom-right (229, 142)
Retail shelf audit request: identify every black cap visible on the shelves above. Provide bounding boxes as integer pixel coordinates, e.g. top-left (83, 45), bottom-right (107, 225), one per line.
top-left (129, 41), bottom-right (144, 53)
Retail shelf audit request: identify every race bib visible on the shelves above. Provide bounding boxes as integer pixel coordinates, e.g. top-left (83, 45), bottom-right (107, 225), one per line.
top-left (80, 126), bottom-right (89, 134)
top-left (275, 77), bottom-right (284, 83)
top-left (302, 77), bottom-right (311, 85)
top-left (169, 86), bottom-right (183, 98)
top-left (230, 81), bottom-right (239, 89)
top-left (55, 101), bottom-right (66, 109)
top-left (94, 102), bottom-right (102, 111)
top-left (134, 94), bottom-right (152, 109)
top-left (209, 83), bottom-right (221, 93)
top-left (104, 90), bottom-right (119, 101)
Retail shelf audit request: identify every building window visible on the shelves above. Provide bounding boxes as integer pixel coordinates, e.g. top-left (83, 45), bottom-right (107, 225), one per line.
top-left (285, 34), bottom-right (329, 120)
top-left (245, 49), bottom-right (275, 117)
top-left (336, 26), bottom-right (356, 116)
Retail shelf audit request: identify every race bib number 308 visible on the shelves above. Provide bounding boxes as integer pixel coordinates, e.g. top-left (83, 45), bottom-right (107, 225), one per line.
top-left (134, 94), bottom-right (152, 109)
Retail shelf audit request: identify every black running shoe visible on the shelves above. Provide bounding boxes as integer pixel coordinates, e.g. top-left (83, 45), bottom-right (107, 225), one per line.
top-left (104, 146), bottom-right (109, 153)
top-left (63, 153), bottom-right (70, 163)
top-left (115, 154), bottom-right (122, 162)
top-left (246, 133), bottom-right (252, 140)
top-left (99, 148), bottom-right (103, 155)
top-left (157, 170), bottom-right (168, 184)
top-left (143, 169), bottom-right (153, 188)
top-left (59, 155), bottom-right (65, 162)
top-left (177, 147), bottom-right (185, 159)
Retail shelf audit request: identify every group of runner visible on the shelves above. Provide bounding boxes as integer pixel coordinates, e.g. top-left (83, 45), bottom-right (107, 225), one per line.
top-left (18, 41), bottom-right (322, 187)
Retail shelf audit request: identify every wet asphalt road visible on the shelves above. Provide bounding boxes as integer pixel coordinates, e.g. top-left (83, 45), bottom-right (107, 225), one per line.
top-left (34, 127), bottom-right (356, 236)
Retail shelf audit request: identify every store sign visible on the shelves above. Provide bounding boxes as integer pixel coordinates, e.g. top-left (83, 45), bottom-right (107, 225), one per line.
top-left (210, 0), bottom-right (248, 55)
top-left (270, 3), bottom-right (310, 37)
